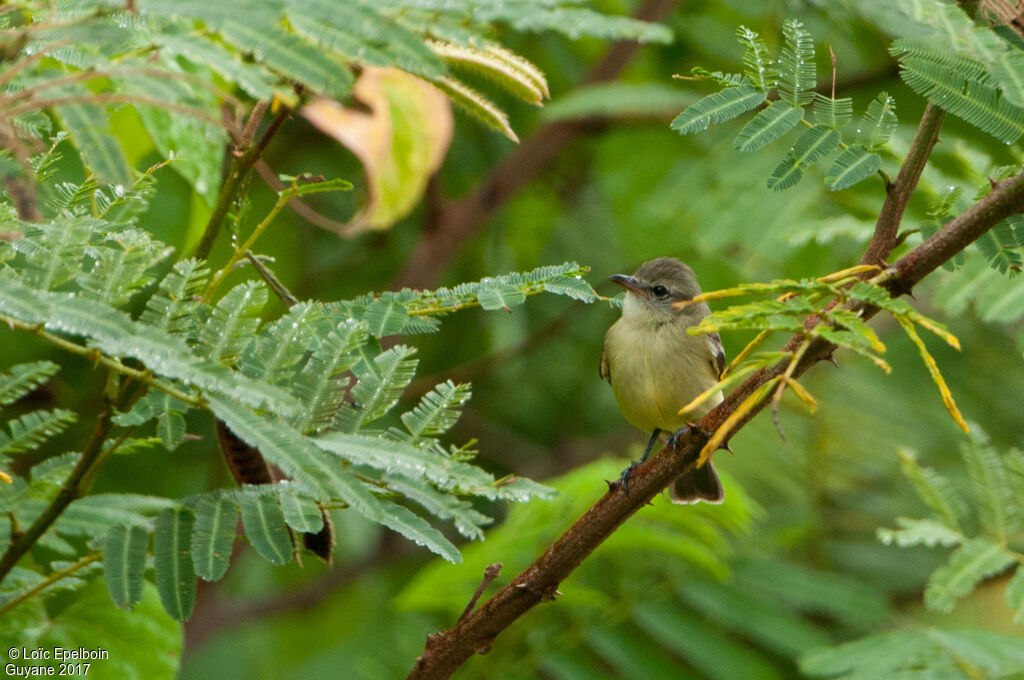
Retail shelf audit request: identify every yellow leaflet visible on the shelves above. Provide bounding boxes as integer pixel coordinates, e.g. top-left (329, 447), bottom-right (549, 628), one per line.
top-left (785, 377), bottom-right (817, 413)
top-left (0, 470), bottom-right (10, 484)
top-left (723, 330), bottom-right (772, 378)
top-left (895, 315), bottom-right (969, 432)
top-left (679, 362), bottom-right (760, 417)
top-left (817, 264), bottom-right (880, 284)
top-left (698, 378), bottom-right (780, 467)
top-left (902, 309), bottom-right (961, 350)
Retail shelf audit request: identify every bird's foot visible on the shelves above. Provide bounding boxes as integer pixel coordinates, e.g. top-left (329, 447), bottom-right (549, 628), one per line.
top-left (666, 426), bottom-right (691, 450)
top-left (618, 461), bottom-right (641, 493)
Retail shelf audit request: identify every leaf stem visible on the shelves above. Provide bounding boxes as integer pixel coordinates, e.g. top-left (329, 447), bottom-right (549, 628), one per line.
top-left (192, 104), bottom-right (292, 262)
top-left (0, 551), bottom-right (102, 617)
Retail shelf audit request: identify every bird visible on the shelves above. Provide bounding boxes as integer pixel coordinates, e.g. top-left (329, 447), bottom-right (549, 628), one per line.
top-left (600, 257), bottom-right (725, 504)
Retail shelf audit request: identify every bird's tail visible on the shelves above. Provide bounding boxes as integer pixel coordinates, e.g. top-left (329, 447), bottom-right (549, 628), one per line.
top-left (669, 460), bottom-right (724, 505)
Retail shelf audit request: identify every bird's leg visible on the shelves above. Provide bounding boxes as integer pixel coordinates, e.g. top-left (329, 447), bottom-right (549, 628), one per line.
top-left (619, 429), bottom-right (661, 492)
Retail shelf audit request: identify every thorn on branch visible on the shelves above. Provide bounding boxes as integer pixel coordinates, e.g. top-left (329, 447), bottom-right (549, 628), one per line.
top-left (457, 563), bottom-right (503, 623)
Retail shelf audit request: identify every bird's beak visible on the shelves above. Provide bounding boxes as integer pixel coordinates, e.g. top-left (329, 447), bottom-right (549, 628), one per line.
top-left (608, 274), bottom-right (648, 299)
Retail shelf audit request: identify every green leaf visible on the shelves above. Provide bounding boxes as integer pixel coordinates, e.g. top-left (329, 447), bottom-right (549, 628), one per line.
top-left (476, 282), bottom-right (527, 311)
top-left (314, 430), bottom-right (493, 490)
top-left (766, 124), bottom-right (840, 191)
top-left (291, 319), bottom-right (367, 432)
top-left (733, 101), bottom-right (804, 152)
top-left (671, 85), bottom-right (766, 135)
top-left (633, 602), bottom-right (784, 680)
top-left (334, 345), bottom-right (418, 431)
top-left (401, 380), bottom-right (471, 440)
top-left (206, 394), bottom-right (384, 524)
top-left (102, 523), bottom-right (149, 609)
top-left (220, 20), bottom-right (354, 98)
top-left (199, 280), bottom-right (268, 366)
top-left (860, 92), bottom-right (898, 151)
top-left (736, 25), bottom-right (776, 91)
top-left (190, 495), bottom-right (236, 582)
top-left (139, 258), bottom-right (210, 337)
top-left (153, 506), bottom-right (196, 621)
top-left (895, 48), bottom-right (1024, 143)
top-left (924, 537), bottom-right (1015, 613)
top-left (378, 500), bottom-right (460, 563)
top-left (877, 517), bottom-right (963, 548)
top-left (0, 361), bottom-right (59, 407)
top-left (238, 487), bottom-right (293, 565)
top-left (277, 484), bottom-right (324, 534)
top-left (1007, 565), bottom-right (1024, 623)
top-left (811, 93), bottom-right (853, 129)
top-left (55, 101), bottom-right (134, 187)
top-left (0, 409), bottom-right (78, 455)
top-left (78, 228), bottom-right (174, 308)
top-left (364, 300), bottom-right (412, 337)
top-left (0, 277), bottom-right (299, 415)
top-left (240, 301), bottom-right (325, 383)
top-left (897, 448), bottom-right (967, 530)
top-left (540, 82), bottom-right (692, 122)
top-left (778, 19), bottom-right (816, 106)
top-left (960, 429), bottom-right (1020, 539)
top-left (824, 145), bottom-right (882, 191)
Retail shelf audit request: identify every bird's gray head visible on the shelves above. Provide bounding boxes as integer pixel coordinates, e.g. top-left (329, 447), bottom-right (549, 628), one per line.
top-left (609, 257), bottom-right (708, 324)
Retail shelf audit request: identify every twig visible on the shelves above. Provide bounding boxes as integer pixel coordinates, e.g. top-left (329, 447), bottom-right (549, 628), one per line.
top-left (192, 104), bottom-right (293, 262)
top-left (860, 103), bottom-right (945, 268)
top-left (458, 563), bottom-right (503, 624)
top-left (0, 551), bottom-right (102, 617)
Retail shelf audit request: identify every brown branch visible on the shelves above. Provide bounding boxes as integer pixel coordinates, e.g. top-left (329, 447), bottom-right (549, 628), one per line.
top-left (860, 103), bottom-right (945, 267)
top-left (404, 164), bottom-right (1024, 680)
top-left (394, 0), bottom-right (680, 291)
top-left (191, 103), bottom-right (293, 261)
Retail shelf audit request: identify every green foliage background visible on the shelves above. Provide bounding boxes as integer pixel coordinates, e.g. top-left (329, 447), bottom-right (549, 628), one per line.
top-left (1, 0), bottom-right (1023, 678)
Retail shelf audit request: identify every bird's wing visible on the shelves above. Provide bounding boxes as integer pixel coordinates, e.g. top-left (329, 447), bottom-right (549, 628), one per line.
top-left (706, 331), bottom-right (726, 379)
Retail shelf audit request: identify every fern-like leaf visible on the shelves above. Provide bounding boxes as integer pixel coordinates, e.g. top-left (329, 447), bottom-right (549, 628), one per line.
top-left (429, 40), bottom-right (548, 105)
top-left (736, 25), bottom-right (776, 91)
top-left (237, 486), bottom-right (293, 566)
top-left (198, 281), bottom-right (268, 366)
top-left (0, 361), bottom-right (60, 408)
top-left (876, 517), bottom-right (962, 548)
top-left (960, 429), bottom-right (1020, 539)
top-left (824, 145), bottom-right (882, 191)
top-left (79, 228), bottom-right (173, 308)
top-left (241, 301), bottom-right (325, 383)
top-left (0, 409), bottom-right (78, 456)
top-left (924, 536), bottom-right (1015, 613)
top-left (54, 98), bottom-right (134, 187)
top-left (733, 100), bottom-right (804, 152)
top-left (671, 85), bottom-right (766, 135)
top-left (290, 319), bottom-right (367, 433)
top-left (103, 523), bottom-right (148, 609)
top-left (432, 75), bottom-right (518, 143)
top-left (277, 483), bottom-right (325, 534)
top-left (139, 258), bottom-right (210, 337)
top-left (401, 380), bottom-right (472, 441)
top-left (153, 506), bottom-right (196, 621)
top-left (859, 91), bottom-right (898, 151)
top-left (811, 93), bottom-right (853, 129)
top-left (190, 495), bottom-right (237, 582)
top-left (778, 19), bottom-right (816, 106)
top-left (333, 345), bottom-right (419, 432)
top-left (766, 124), bottom-right (840, 191)
top-left (896, 449), bottom-right (967, 530)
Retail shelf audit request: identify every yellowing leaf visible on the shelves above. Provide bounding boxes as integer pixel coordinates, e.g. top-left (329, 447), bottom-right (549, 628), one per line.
top-left (301, 67), bottom-right (454, 234)
top-left (896, 315), bottom-right (969, 432)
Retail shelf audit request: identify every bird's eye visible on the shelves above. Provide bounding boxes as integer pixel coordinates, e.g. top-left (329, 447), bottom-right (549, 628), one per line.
top-left (651, 285), bottom-right (669, 298)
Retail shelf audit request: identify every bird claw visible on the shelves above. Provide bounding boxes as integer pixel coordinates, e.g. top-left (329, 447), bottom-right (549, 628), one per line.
top-left (666, 426), bottom-right (691, 450)
top-left (619, 461), bottom-right (640, 493)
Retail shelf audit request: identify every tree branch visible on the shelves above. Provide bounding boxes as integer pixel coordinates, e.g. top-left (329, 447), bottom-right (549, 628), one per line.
top-left (404, 158), bottom-right (1024, 679)
top-left (860, 103), bottom-right (945, 267)
top-left (394, 0), bottom-right (680, 290)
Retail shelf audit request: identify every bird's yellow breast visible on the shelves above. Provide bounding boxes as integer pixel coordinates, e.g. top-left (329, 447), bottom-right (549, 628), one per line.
top-left (604, 316), bottom-right (722, 433)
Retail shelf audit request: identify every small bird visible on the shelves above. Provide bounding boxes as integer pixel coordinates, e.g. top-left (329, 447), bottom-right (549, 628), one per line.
top-left (600, 257), bottom-right (725, 504)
